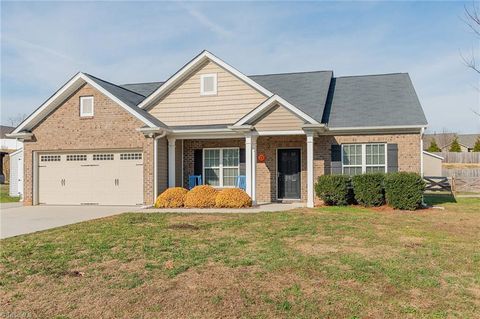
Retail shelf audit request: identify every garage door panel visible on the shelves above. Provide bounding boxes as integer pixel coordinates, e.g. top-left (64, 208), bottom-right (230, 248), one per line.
top-left (38, 151), bottom-right (144, 206)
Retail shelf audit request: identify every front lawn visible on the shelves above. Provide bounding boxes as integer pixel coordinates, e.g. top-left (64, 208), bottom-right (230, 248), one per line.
top-left (0, 184), bottom-right (20, 203)
top-left (1, 197), bottom-right (479, 318)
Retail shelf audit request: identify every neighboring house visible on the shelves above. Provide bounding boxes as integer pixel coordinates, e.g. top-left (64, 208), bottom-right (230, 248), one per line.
top-left (424, 133), bottom-right (480, 152)
top-left (8, 50), bottom-right (427, 207)
top-left (0, 125), bottom-right (23, 184)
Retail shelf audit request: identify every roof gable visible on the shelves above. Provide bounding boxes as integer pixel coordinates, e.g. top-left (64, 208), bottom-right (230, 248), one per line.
top-left (233, 94), bottom-right (319, 127)
top-left (138, 50), bottom-right (273, 109)
top-left (12, 73), bottom-right (166, 134)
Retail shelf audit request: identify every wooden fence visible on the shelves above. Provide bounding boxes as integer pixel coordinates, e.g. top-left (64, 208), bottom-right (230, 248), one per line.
top-left (432, 152), bottom-right (480, 163)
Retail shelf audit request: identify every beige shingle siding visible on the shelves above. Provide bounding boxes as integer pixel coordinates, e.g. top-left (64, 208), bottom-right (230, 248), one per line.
top-left (149, 60), bottom-right (267, 126)
top-left (254, 104), bottom-right (305, 131)
top-left (22, 83), bottom-right (155, 206)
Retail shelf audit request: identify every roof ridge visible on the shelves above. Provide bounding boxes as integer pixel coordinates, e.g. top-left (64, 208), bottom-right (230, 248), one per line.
top-left (335, 72), bottom-right (407, 79)
top-left (83, 73), bottom-right (147, 98)
top-left (248, 70), bottom-right (334, 77)
top-left (120, 81), bottom-right (164, 86)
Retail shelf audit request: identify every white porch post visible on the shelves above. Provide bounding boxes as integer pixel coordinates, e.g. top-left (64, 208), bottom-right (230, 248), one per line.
top-left (251, 136), bottom-right (257, 204)
top-left (306, 131), bottom-right (315, 208)
top-left (168, 137), bottom-right (176, 187)
top-left (245, 134), bottom-right (258, 204)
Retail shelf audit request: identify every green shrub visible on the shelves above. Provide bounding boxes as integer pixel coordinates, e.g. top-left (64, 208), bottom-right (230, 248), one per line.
top-left (352, 173), bottom-right (385, 207)
top-left (384, 172), bottom-right (425, 210)
top-left (315, 175), bottom-right (353, 206)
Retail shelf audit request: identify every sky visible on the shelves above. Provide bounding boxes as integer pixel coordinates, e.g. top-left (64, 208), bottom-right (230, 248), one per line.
top-left (1, 1), bottom-right (479, 133)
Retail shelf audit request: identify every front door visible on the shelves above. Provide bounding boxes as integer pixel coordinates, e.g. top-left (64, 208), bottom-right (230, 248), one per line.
top-left (277, 149), bottom-right (301, 199)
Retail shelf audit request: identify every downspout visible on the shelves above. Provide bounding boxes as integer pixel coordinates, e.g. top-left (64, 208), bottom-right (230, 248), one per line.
top-left (420, 127), bottom-right (426, 206)
top-left (153, 130), bottom-right (168, 204)
top-left (420, 127), bottom-right (425, 177)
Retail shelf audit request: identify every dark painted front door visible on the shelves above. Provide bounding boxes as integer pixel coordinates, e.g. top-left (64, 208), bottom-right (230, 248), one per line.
top-left (277, 149), bottom-right (301, 199)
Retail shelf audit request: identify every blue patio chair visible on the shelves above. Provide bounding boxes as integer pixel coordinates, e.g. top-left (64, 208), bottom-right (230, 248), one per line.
top-left (236, 175), bottom-right (246, 190)
top-left (188, 175), bottom-right (202, 189)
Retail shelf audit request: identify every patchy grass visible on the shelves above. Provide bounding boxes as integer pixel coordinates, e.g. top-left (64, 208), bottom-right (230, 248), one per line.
top-left (1, 197), bottom-right (479, 318)
top-left (0, 184), bottom-right (20, 203)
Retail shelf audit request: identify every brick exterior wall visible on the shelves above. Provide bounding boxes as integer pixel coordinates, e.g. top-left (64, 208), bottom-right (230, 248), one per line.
top-left (182, 133), bottom-right (420, 204)
top-left (22, 83), bottom-right (155, 206)
top-left (21, 80), bottom-right (421, 206)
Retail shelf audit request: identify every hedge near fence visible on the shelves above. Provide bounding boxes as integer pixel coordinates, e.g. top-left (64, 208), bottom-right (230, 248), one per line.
top-left (315, 172), bottom-right (425, 210)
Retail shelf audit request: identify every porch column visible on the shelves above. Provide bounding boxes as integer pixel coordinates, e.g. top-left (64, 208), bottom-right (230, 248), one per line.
top-left (245, 134), bottom-right (258, 204)
top-left (306, 132), bottom-right (315, 208)
top-left (168, 137), bottom-right (176, 187)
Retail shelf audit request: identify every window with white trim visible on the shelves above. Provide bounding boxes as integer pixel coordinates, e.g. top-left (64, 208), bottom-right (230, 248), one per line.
top-left (342, 143), bottom-right (387, 175)
top-left (80, 96), bottom-right (94, 117)
top-left (203, 148), bottom-right (239, 187)
top-left (200, 74), bottom-right (217, 96)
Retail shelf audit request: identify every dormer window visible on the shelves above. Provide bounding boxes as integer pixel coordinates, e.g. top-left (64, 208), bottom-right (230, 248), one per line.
top-left (200, 74), bottom-right (217, 96)
top-left (80, 96), bottom-right (94, 117)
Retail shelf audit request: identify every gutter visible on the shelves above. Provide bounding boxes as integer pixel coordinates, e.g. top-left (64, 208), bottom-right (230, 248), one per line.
top-left (6, 132), bottom-right (34, 141)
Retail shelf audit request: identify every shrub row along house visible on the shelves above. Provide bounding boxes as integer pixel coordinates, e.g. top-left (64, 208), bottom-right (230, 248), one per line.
top-left (8, 51), bottom-right (428, 207)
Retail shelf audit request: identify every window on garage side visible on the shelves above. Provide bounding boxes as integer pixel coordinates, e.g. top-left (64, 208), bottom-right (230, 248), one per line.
top-left (93, 154), bottom-right (114, 161)
top-left (80, 96), bottom-right (94, 117)
top-left (120, 153), bottom-right (142, 160)
top-left (203, 148), bottom-right (239, 187)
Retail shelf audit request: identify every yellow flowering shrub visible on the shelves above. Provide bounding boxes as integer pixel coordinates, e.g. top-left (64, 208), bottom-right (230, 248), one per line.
top-left (155, 187), bottom-right (189, 208)
top-left (184, 185), bottom-right (218, 208)
top-left (215, 188), bottom-right (252, 208)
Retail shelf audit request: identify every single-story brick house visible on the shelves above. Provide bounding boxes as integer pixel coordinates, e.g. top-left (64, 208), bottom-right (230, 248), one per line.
top-left (8, 50), bottom-right (428, 207)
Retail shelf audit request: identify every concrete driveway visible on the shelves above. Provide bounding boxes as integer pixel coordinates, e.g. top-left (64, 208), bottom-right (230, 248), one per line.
top-left (1, 203), bottom-right (140, 239)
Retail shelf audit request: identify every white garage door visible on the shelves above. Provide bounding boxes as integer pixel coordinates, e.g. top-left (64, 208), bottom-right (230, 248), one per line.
top-left (38, 151), bottom-right (143, 205)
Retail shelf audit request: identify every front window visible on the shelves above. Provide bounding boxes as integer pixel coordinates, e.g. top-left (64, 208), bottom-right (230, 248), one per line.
top-left (204, 148), bottom-right (239, 187)
top-left (342, 143), bottom-right (386, 175)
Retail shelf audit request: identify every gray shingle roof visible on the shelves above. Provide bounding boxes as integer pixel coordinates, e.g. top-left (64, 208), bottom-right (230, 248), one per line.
top-left (120, 82), bottom-right (164, 96)
top-left (0, 125), bottom-right (15, 139)
top-left (323, 73), bottom-right (428, 128)
top-left (83, 74), bottom-right (168, 128)
top-left (249, 71), bottom-right (332, 123)
top-left (84, 70), bottom-right (427, 130)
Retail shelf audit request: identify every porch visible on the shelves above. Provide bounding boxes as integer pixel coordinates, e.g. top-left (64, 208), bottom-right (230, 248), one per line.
top-left (162, 129), bottom-right (318, 208)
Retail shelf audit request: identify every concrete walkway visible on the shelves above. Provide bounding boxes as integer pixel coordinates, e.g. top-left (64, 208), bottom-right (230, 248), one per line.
top-left (138, 202), bottom-right (306, 213)
top-left (1, 204), bottom-right (140, 239)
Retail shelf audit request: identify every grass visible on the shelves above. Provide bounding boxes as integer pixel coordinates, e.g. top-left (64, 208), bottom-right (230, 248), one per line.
top-left (0, 184), bottom-right (20, 203)
top-left (1, 196), bottom-right (479, 318)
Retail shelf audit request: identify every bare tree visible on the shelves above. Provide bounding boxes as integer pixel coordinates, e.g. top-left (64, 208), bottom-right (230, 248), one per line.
top-left (8, 113), bottom-right (27, 127)
top-left (462, 2), bottom-right (480, 118)
top-left (462, 2), bottom-right (480, 74)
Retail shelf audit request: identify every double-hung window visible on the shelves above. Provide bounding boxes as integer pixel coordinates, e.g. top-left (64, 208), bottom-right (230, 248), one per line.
top-left (203, 148), bottom-right (239, 187)
top-left (342, 143), bottom-right (386, 175)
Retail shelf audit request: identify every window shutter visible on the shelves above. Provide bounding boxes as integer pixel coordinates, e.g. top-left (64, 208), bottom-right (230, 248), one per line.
top-left (194, 149), bottom-right (203, 177)
top-left (239, 148), bottom-right (246, 164)
top-left (387, 144), bottom-right (398, 172)
top-left (331, 144), bottom-right (342, 174)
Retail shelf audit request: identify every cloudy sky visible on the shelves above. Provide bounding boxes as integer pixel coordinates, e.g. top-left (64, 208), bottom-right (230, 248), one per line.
top-left (1, 1), bottom-right (479, 133)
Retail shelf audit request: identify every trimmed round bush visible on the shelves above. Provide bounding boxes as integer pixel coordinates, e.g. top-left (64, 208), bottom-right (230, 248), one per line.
top-left (215, 188), bottom-right (252, 208)
top-left (155, 187), bottom-right (189, 208)
top-left (352, 173), bottom-right (385, 207)
top-left (315, 175), bottom-right (353, 206)
top-left (184, 185), bottom-right (218, 208)
top-left (384, 172), bottom-right (425, 210)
